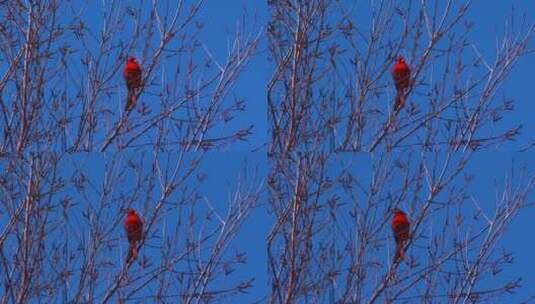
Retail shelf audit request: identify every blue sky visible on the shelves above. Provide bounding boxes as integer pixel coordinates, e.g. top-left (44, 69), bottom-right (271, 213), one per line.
top-left (468, 1), bottom-right (535, 150)
top-left (181, 1), bottom-right (535, 301)
top-left (3, 0), bottom-right (534, 303)
top-left (197, 1), bottom-right (268, 151)
top-left (465, 153), bottom-right (535, 302)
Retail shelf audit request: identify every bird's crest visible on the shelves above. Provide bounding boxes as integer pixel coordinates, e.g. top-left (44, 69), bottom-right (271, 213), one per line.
top-left (392, 208), bottom-right (405, 215)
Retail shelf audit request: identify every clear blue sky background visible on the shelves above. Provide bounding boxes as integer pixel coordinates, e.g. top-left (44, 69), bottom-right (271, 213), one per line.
top-left (466, 153), bottom-right (535, 303)
top-left (185, 1), bottom-right (535, 301)
top-left (197, 1), bottom-right (268, 151)
top-left (468, 1), bottom-right (535, 150)
top-left (52, 0), bottom-right (535, 302)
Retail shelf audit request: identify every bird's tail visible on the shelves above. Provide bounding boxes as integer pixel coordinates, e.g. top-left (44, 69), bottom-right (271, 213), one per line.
top-left (394, 243), bottom-right (405, 263)
top-left (125, 90), bottom-right (137, 112)
top-left (394, 91), bottom-right (405, 112)
top-left (387, 92), bottom-right (404, 130)
top-left (127, 242), bottom-right (138, 262)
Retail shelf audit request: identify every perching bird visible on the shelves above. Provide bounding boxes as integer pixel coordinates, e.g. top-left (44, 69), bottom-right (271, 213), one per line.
top-left (391, 208), bottom-right (410, 262)
top-left (123, 57), bottom-right (142, 112)
top-left (391, 56), bottom-right (411, 111)
top-left (124, 208), bottom-right (143, 262)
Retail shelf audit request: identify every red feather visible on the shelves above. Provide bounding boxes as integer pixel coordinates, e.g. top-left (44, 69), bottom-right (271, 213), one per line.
top-left (123, 57), bottom-right (142, 111)
top-left (391, 208), bottom-right (410, 262)
top-left (124, 209), bottom-right (143, 261)
top-left (391, 57), bottom-right (411, 111)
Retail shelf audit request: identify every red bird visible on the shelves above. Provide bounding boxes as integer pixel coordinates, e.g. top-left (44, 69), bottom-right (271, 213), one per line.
top-left (391, 57), bottom-right (411, 111)
top-left (123, 57), bottom-right (142, 112)
top-left (124, 208), bottom-right (143, 262)
top-left (391, 208), bottom-right (410, 262)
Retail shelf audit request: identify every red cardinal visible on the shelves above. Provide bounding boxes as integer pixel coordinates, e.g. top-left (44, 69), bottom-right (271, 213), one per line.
top-left (124, 208), bottom-right (143, 262)
top-left (391, 57), bottom-right (411, 111)
top-left (123, 57), bottom-right (142, 112)
top-left (391, 208), bottom-right (410, 262)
